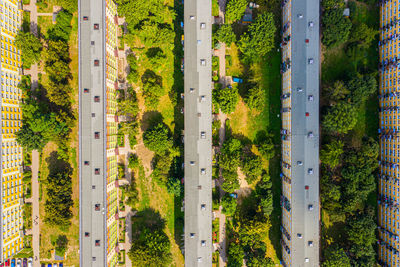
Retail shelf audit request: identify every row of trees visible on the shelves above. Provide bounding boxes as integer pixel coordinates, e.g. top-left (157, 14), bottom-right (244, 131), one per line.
top-left (321, 0), bottom-right (378, 265)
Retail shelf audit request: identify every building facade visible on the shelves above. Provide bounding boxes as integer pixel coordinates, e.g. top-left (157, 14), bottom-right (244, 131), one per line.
top-left (0, 0), bottom-right (23, 262)
top-left (378, 1), bottom-right (400, 266)
top-left (79, 0), bottom-right (118, 265)
top-left (280, 0), bottom-right (320, 266)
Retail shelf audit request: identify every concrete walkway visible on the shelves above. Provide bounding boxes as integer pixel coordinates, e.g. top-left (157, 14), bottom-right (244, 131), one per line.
top-left (31, 150), bottom-right (40, 267)
top-left (23, 1), bottom-right (40, 266)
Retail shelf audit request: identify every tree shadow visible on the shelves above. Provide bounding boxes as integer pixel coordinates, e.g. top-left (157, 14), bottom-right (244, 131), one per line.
top-left (45, 151), bottom-right (72, 177)
top-left (141, 69), bottom-right (163, 87)
top-left (140, 110), bottom-right (163, 132)
top-left (131, 208), bottom-right (166, 237)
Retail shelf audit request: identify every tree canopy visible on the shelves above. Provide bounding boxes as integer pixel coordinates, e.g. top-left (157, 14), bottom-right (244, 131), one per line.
top-left (239, 12), bottom-right (276, 61)
top-left (15, 31), bottom-right (42, 68)
top-left (221, 195), bottom-right (237, 216)
top-left (216, 85), bottom-right (239, 114)
top-left (320, 140), bottom-right (344, 169)
top-left (323, 102), bottom-right (357, 134)
top-left (216, 24), bottom-right (237, 45)
top-left (322, 8), bottom-right (352, 48)
top-left (225, 0), bottom-right (247, 22)
top-left (143, 123), bottom-right (173, 153)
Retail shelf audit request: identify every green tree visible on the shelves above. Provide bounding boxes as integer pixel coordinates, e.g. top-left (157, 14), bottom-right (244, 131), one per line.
top-left (227, 242), bottom-right (244, 267)
top-left (225, 0), bottom-right (247, 22)
top-left (241, 154), bottom-right (263, 184)
top-left (239, 12), bottom-right (276, 61)
top-left (346, 211), bottom-right (376, 265)
top-left (44, 171), bottom-right (73, 226)
top-left (320, 140), bottom-right (344, 168)
top-left (219, 138), bottom-right (241, 172)
top-left (15, 31), bottom-right (42, 68)
top-left (322, 245), bottom-right (351, 267)
top-left (322, 8), bottom-right (352, 48)
top-left (221, 169), bottom-right (240, 193)
top-left (322, 102), bottom-right (357, 134)
top-left (141, 70), bottom-right (164, 109)
top-left (216, 24), bottom-right (236, 45)
top-left (56, 0), bottom-right (77, 11)
top-left (350, 23), bottom-right (377, 48)
top-left (255, 131), bottom-right (275, 159)
top-left (118, 87), bottom-right (139, 117)
top-left (143, 123), bottom-right (173, 153)
top-left (323, 80), bottom-right (349, 104)
top-left (167, 177), bottom-right (181, 196)
top-left (322, 0), bottom-right (345, 10)
top-left (128, 229), bottom-right (172, 266)
top-left (47, 10), bottom-right (73, 41)
top-left (124, 183), bottom-right (138, 207)
top-left (245, 86), bottom-right (264, 111)
top-left (347, 75), bottom-right (377, 105)
top-left (217, 85), bottom-right (239, 114)
top-left (128, 154), bottom-right (140, 169)
top-left (221, 194), bottom-right (237, 216)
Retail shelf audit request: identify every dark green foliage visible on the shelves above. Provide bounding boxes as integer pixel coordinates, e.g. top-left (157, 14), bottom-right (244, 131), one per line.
top-left (221, 194), bottom-right (237, 216)
top-left (128, 154), bottom-right (140, 169)
top-left (127, 54), bottom-right (139, 84)
top-left (349, 23), bottom-right (377, 48)
top-left (44, 167), bottom-right (73, 226)
top-left (166, 177), bottom-right (181, 196)
top-left (227, 241), bottom-right (244, 267)
top-left (54, 235), bottom-right (68, 255)
top-left (346, 210), bottom-right (376, 265)
top-left (123, 182), bottom-right (138, 207)
top-left (225, 0), bottom-right (247, 22)
top-left (219, 138), bottom-right (241, 172)
top-left (322, 245), bottom-right (351, 267)
top-left (254, 174), bottom-right (273, 217)
top-left (239, 12), bottom-right (276, 61)
top-left (215, 85), bottom-right (239, 114)
top-left (143, 123), bottom-right (173, 153)
top-left (241, 153), bottom-right (263, 184)
top-left (152, 151), bottom-right (175, 184)
top-left (347, 75), bottom-right (377, 106)
top-left (322, 8), bottom-right (352, 48)
top-left (221, 169), bottom-right (240, 193)
top-left (320, 140), bottom-right (344, 169)
top-left (15, 32), bottom-right (42, 68)
top-left (322, 102), bottom-right (357, 134)
top-left (128, 209), bottom-right (172, 266)
top-left (255, 130), bottom-right (275, 159)
top-left (47, 10), bottom-right (73, 42)
top-left (118, 87), bottom-right (139, 117)
top-left (245, 86), bottom-right (264, 111)
top-left (216, 24), bottom-right (236, 45)
top-left (141, 70), bottom-right (164, 109)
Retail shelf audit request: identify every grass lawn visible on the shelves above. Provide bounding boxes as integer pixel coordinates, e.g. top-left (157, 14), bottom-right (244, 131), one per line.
top-left (36, 0), bottom-right (55, 13)
top-left (225, 43), bottom-right (244, 77)
top-left (38, 16), bottom-right (53, 38)
top-left (212, 0), bottom-right (219, 17)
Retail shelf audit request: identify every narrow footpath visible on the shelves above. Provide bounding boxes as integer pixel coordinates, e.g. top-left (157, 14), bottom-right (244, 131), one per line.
top-left (23, 1), bottom-right (39, 266)
top-left (216, 0), bottom-right (228, 264)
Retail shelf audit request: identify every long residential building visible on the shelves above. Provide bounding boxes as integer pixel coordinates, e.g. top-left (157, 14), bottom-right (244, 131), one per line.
top-left (0, 0), bottom-right (24, 262)
top-left (183, 0), bottom-right (213, 264)
top-left (79, 0), bottom-right (119, 265)
top-left (378, 1), bottom-right (400, 266)
top-left (280, 0), bottom-right (320, 266)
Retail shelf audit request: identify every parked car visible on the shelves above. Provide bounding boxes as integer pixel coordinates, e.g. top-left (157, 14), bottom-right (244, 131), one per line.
top-left (23, 258), bottom-right (27, 267)
top-left (27, 259), bottom-right (32, 267)
top-left (10, 259), bottom-right (15, 267)
top-left (16, 259), bottom-right (21, 267)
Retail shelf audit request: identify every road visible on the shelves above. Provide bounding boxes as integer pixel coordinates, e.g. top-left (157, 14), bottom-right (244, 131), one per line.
top-left (183, 0), bottom-right (213, 264)
top-left (79, 0), bottom-right (108, 265)
top-left (281, 0), bottom-right (320, 266)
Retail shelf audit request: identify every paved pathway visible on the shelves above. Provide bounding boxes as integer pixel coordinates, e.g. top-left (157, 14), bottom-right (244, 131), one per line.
top-left (31, 150), bottom-right (40, 267)
top-left (23, 1), bottom-right (40, 266)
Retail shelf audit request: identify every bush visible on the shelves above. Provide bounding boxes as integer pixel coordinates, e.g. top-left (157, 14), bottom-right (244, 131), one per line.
top-left (47, 10), bottom-right (73, 41)
top-left (128, 154), bottom-right (140, 169)
top-left (166, 177), bottom-right (181, 196)
top-left (245, 86), bottom-right (264, 111)
top-left (216, 24), bottom-right (236, 45)
top-left (241, 154), bottom-right (263, 184)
